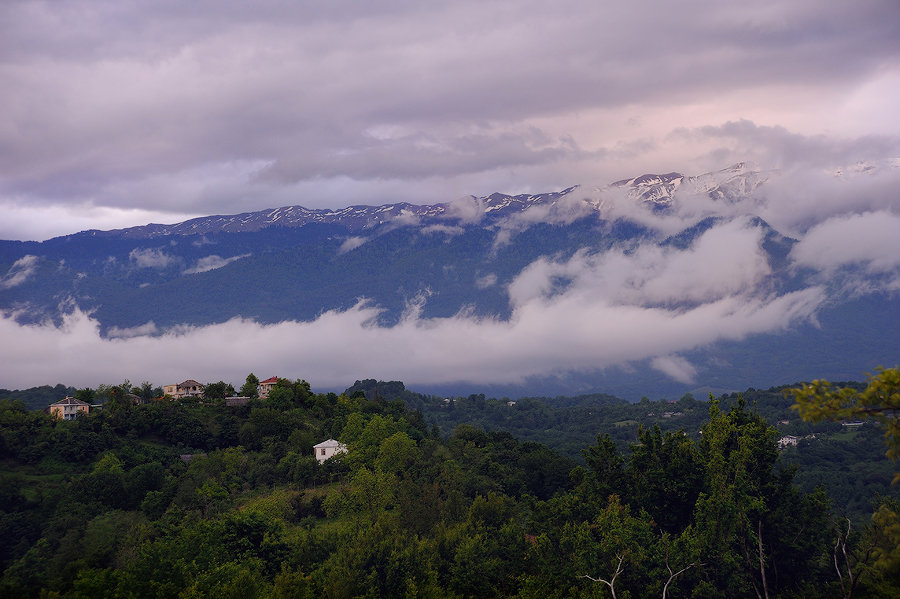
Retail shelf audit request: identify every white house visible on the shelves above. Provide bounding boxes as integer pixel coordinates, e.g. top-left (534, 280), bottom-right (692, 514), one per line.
top-left (313, 439), bottom-right (347, 463)
top-left (778, 435), bottom-right (800, 449)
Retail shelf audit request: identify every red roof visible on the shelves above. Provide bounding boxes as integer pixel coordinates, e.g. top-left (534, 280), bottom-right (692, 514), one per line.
top-left (259, 376), bottom-right (279, 384)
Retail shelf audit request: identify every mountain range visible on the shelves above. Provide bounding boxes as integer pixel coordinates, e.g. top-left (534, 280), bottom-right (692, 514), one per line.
top-left (1, 163), bottom-right (897, 399)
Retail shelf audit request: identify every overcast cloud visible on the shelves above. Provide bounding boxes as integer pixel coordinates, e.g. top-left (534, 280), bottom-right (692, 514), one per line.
top-left (2, 0), bottom-right (898, 240)
top-left (0, 1), bottom-right (898, 390)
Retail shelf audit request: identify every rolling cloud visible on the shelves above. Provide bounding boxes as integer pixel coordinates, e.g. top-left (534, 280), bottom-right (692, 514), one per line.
top-left (0, 255), bottom-right (39, 290)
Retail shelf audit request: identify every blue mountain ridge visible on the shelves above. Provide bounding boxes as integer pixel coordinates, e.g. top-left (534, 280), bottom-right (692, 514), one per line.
top-left (1, 165), bottom-right (897, 399)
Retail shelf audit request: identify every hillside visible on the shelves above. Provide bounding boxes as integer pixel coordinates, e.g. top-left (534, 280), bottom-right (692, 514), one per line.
top-left (2, 374), bottom-right (898, 597)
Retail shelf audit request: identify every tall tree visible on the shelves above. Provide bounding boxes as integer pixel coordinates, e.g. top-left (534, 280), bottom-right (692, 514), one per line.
top-left (626, 425), bottom-right (703, 533)
top-left (240, 373), bottom-right (260, 399)
top-left (693, 397), bottom-right (831, 598)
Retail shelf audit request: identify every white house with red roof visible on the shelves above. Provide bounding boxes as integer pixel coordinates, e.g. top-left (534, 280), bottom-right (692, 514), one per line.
top-left (258, 376), bottom-right (279, 399)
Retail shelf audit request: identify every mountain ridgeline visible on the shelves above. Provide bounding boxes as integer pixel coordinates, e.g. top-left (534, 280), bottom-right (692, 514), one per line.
top-left (1, 163), bottom-right (897, 398)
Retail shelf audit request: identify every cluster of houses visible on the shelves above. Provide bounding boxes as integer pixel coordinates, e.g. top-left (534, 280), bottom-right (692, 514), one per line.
top-left (46, 376), bottom-right (347, 463)
top-left (163, 376), bottom-right (280, 401)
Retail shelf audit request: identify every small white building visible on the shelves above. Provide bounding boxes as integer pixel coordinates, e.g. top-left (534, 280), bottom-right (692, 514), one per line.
top-left (778, 435), bottom-right (800, 449)
top-left (313, 439), bottom-right (347, 463)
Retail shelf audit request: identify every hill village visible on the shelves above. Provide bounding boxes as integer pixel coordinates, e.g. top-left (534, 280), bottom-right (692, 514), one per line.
top-left (43, 376), bottom-right (850, 459)
top-left (46, 377), bottom-right (347, 463)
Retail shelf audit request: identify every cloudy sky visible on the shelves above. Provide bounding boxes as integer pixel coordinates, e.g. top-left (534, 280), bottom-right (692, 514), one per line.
top-left (2, 0), bottom-right (899, 241)
top-left (1, 1), bottom-right (899, 393)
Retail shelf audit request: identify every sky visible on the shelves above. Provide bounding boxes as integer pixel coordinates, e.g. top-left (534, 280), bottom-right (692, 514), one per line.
top-left (1, 0), bottom-right (899, 242)
top-left (1, 0), bottom-right (899, 393)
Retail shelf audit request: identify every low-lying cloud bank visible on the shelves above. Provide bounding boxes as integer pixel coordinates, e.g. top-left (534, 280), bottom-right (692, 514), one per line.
top-left (2, 178), bottom-right (898, 391)
top-left (0, 214), bottom-right (844, 391)
top-left (0, 286), bottom-right (824, 392)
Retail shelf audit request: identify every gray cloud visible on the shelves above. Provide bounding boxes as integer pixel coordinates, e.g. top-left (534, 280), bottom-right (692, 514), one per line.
top-left (107, 321), bottom-right (160, 339)
top-left (338, 236), bottom-right (368, 254)
top-left (505, 218), bottom-right (773, 308)
top-left (183, 254), bottom-right (250, 275)
top-left (0, 1), bottom-right (898, 389)
top-left (651, 355), bottom-right (698, 385)
top-left (0, 255), bottom-right (39, 289)
top-left (674, 120), bottom-right (900, 172)
top-left (1, 1), bottom-right (899, 240)
top-left (0, 284), bottom-right (825, 390)
top-left (791, 211), bottom-right (900, 275)
top-left (129, 248), bottom-right (177, 269)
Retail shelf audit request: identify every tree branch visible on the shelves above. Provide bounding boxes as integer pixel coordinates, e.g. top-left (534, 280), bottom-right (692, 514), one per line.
top-left (581, 553), bottom-right (625, 599)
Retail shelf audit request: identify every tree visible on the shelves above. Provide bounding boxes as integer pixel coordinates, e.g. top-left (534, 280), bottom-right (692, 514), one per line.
top-left (626, 426), bottom-right (703, 533)
top-left (583, 433), bottom-right (626, 501)
top-left (693, 397), bottom-right (832, 599)
top-left (74, 388), bottom-right (95, 404)
top-left (137, 380), bottom-right (161, 400)
top-left (575, 495), bottom-right (655, 599)
top-left (240, 374), bottom-right (260, 399)
top-left (204, 381), bottom-right (236, 400)
top-left (790, 367), bottom-right (900, 482)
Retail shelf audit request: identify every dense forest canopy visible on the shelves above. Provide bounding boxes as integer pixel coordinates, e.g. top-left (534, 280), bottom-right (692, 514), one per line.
top-left (0, 372), bottom-right (898, 597)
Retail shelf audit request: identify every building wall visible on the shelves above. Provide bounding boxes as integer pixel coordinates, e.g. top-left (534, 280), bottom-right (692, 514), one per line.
top-left (314, 444), bottom-right (347, 463)
top-left (49, 403), bottom-right (89, 420)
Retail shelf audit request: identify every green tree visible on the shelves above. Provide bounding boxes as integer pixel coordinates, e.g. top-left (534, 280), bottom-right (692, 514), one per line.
top-left (583, 433), bottom-right (627, 501)
top-left (204, 381), bottom-right (236, 400)
top-left (626, 426), bottom-right (703, 533)
top-left (74, 387), bottom-right (95, 404)
top-left (575, 495), bottom-right (656, 599)
top-left (693, 397), bottom-right (832, 598)
top-left (790, 367), bottom-right (900, 482)
top-left (240, 373), bottom-right (260, 399)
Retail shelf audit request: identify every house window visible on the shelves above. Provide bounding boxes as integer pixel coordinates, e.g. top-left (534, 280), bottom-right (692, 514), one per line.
top-left (321, 448), bottom-right (326, 455)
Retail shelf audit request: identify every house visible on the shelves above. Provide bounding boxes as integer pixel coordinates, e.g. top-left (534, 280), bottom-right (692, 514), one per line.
top-left (313, 439), bottom-right (347, 463)
top-left (126, 393), bottom-right (146, 406)
top-left (258, 376), bottom-right (279, 399)
top-left (48, 396), bottom-right (90, 420)
top-left (778, 435), bottom-right (800, 449)
top-left (163, 380), bottom-right (205, 399)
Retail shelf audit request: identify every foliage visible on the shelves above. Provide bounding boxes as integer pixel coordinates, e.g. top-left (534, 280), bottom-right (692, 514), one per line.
top-left (790, 368), bottom-right (900, 479)
top-left (0, 375), bottom-right (898, 597)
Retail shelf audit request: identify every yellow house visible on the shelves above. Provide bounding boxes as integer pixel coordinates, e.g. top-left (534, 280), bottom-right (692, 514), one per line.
top-left (163, 380), bottom-right (205, 399)
top-left (48, 397), bottom-right (90, 420)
